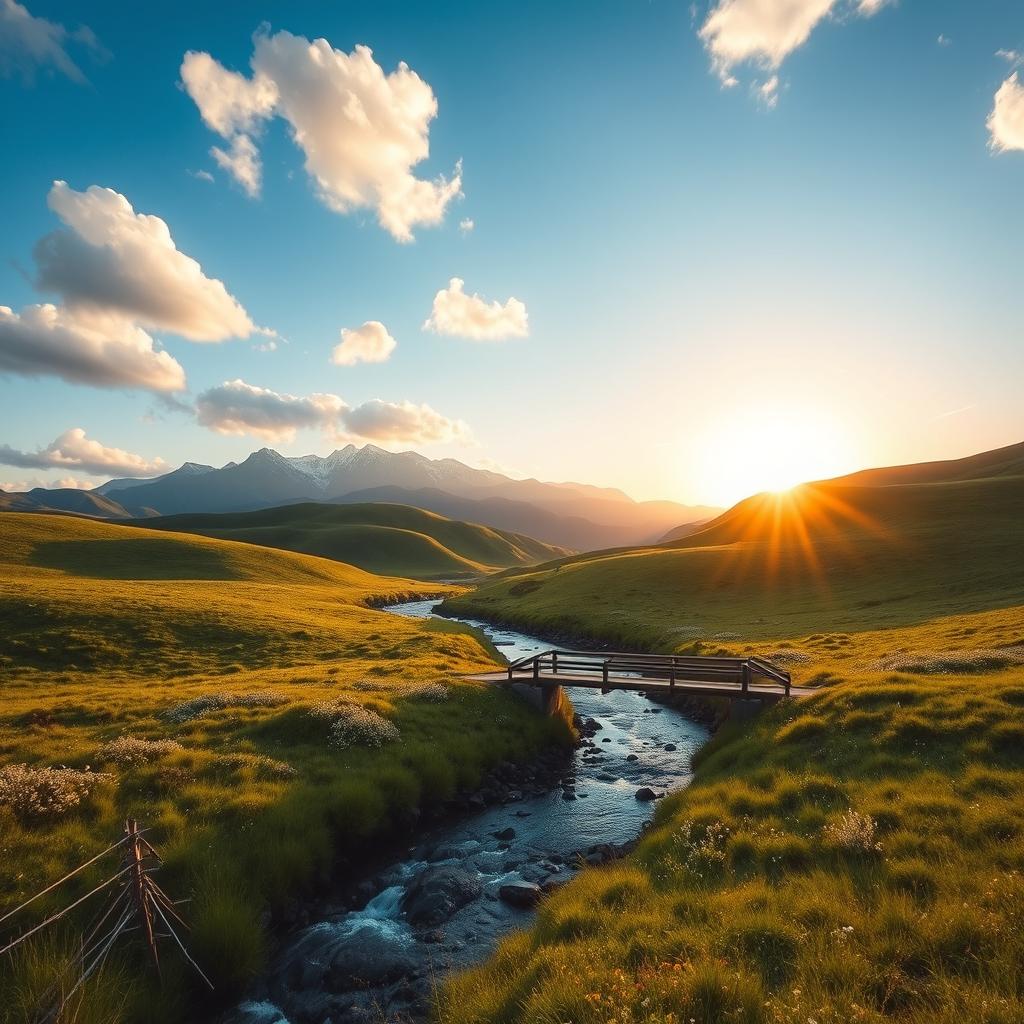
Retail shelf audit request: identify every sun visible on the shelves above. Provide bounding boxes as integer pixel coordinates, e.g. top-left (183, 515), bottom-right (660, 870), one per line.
top-left (693, 411), bottom-right (858, 508)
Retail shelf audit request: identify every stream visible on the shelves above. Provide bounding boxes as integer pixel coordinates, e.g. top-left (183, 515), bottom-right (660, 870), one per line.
top-left (231, 601), bottom-right (709, 1024)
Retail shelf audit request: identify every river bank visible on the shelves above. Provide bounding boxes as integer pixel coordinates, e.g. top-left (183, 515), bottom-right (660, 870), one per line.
top-left (228, 601), bottom-right (709, 1024)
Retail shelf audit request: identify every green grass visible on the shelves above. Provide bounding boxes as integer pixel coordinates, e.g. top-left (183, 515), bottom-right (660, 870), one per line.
top-left (137, 501), bottom-right (570, 580)
top-left (438, 471), bottom-right (1024, 1024)
top-left (441, 475), bottom-right (1024, 648)
top-left (0, 514), bottom-right (573, 1022)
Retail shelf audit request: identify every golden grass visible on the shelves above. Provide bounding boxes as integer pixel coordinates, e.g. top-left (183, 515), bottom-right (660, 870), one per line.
top-left (0, 514), bottom-right (572, 1021)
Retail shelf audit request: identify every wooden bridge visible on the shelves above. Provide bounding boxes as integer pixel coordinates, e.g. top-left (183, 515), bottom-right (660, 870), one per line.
top-left (467, 649), bottom-right (813, 705)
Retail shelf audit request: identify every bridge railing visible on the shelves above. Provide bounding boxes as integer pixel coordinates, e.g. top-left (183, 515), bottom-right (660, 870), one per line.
top-left (506, 649), bottom-right (791, 696)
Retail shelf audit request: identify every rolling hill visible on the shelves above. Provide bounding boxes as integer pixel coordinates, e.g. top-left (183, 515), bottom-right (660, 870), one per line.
top-left (138, 502), bottom-right (570, 580)
top-left (442, 442), bottom-right (1024, 648)
top-left (0, 486), bottom-right (140, 518)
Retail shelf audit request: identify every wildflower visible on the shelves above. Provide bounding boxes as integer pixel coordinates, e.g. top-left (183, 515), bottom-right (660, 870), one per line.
top-left (823, 809), bottom-right (882, 853)
top-left (97, 735), bottom-right (183, 767)
top-left (165, 691), bottom-right (286, 723)
top-left (310, 699), bottom-right (400, 749)
top-left (0, 764), bottom-right (111, 822)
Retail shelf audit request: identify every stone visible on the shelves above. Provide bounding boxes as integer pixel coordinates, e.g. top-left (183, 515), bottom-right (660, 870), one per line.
top-left (498, 881), bottom-right (544, 908)
top-left (635, 787), bottom-right (662, 801)
top-left (493, 826), bottom-right (516, 841)
top-left (401, 866), bottom-right (483, 926)
top-left (602, 737), bottom-right (612, 743)
top-left (626, 754), bottom-right (639, 761)
top-left (664, 743), bottom-right (677, 752)
top-left (562, 790), bottom-right (577, 800)
top-left (597, 772), bottom-right (619, 782)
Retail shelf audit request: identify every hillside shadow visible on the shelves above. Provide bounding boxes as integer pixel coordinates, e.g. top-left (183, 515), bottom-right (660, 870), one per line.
top-left (30, 538), bottom-right (242, 580)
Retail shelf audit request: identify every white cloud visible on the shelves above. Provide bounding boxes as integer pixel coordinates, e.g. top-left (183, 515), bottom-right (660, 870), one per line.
top-left (1, 475), bottom-right (96, 492)
top-left (0, 427), bottom-right (166, 477)
top-left (459, 218), bottom-right (475, 234)
top-left (212, 133), bottom-right (262, 198)
top-left (189, 168), bottom-right (215, 183)
top-left (181, 32), bottom-right (462, 242)
top-left (0, 303), bottom-right (186, 392)
top-left (422, 278), bottom-right (528, 341)
top-left (342, 399), bottom-right (469, 444)
top-left (195, 378), bottom-right (468, 446)
top-left (989, 73), bottom-right (1024, 153)
top-left (331, 320), bottom-right (396, 366)
top-left (699, 0), bottom-right (891, 97)
top-left (997, 50), bottom-right (1023, 68)
top-left (196, 379), bottom-right (346, 443)
top-left (35, 181), bottom-right (260, 341)
top-left (937, 34), bottom-right (951, 48)
top-left (0, 0), bottom-right (104, 85)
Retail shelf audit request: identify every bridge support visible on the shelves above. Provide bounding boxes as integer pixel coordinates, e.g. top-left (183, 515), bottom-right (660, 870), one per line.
top-left (729, 698), bottom-right (768, 723)
top-left (507, 680), bottom-right (566, 718)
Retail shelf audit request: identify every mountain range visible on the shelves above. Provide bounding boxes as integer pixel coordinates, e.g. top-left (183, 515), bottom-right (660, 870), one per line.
top-left (2, 445), bottom-right (720, 551)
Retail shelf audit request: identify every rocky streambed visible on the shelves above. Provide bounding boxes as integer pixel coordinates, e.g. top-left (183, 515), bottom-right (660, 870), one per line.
top-left (230, 601), bottom-right (709, 1024)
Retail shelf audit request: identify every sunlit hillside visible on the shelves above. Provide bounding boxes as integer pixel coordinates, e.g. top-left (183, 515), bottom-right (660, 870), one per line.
top-left (442, 458), bottom-right (1024, 652)
top-left (137, 501), bottom-right (571, 581)
top-left (0, 514), bottom-right (571, 1020)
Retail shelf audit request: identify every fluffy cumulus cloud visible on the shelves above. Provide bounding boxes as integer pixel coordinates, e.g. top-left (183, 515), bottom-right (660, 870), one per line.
top-left (331, 321), bottom-right (397, 366)
top-left (988, 73), bottom-right (1024, 153)
top-left (0, 181), bottom-right (266, 395)
top-left (423, 278), bottom-right (528, 341)
top-left (0, 427), bottom-right (166, 477)
top-left (36, 181), bottom-right (259, 341)
top-left (0, 303), bottom-right (186, 392)
top-left (0, 0), bottom-right (105, 85)
top-left (196, 379), bottom-right (346, 442)
top-left (1, 475), bottom-right (96, 492)
top-left (699, 0), bottom-right (891, 97)
top-left (342, 399), bottom-right (469, 444)
top-left (180, 31), bottom-right (462, 241)
top-left (195, 378), bottom-right (468, 446)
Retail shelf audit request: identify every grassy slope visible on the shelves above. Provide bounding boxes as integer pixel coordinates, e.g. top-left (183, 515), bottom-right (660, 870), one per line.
top-left (0, 514), bottom-right (571, 1022)
top-left (439, 472), bottom-right (1024, 1024)
top-left (441, 476), bottom-right (1024, 650)
top-left (140, 501), bottom-right (570, 581)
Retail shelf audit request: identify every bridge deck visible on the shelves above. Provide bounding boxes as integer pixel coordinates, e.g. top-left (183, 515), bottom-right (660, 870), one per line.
top-left (465, 669), bottom-right (816, 701)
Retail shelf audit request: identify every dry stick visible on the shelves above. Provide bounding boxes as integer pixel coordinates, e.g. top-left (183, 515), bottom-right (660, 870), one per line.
top-left (124, 819), bottom-right (160, 980)
top-left (150, 899), bottom-right (214, 990)
top-left (0, 834), bottom-right (135, 929)
top-left (0, 866), bottom-right (133, 957)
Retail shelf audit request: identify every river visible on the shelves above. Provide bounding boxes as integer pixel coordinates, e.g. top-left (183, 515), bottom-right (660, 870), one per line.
top-left (231, 600), bottom-right (709, 1024)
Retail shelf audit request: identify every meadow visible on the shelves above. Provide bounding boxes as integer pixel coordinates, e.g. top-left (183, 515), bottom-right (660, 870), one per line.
top-left (139, 501), bottom-right (570, 581)
top-left (0, 514), bottom-right (572, 1023)
top-left (438, 468), bottom-right (1024, 1024)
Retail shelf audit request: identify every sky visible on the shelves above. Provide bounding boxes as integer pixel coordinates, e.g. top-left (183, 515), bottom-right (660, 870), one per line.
top-left (0, 0), bottom-right (1022, 508)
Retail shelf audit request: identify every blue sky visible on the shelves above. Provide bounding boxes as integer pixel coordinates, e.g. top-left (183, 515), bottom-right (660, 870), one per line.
top-left (1, 0), bottom-right (1022, 506)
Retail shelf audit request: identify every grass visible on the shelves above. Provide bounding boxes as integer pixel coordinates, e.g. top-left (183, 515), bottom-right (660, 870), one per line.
top-left (438, 470), bottom-right (1024, 1024)
top-left (440, 475), bottom-right (1024, 648)
top-left (0, 513), bottom-right (573, 1022)
top-left (137, 501), bottom-right (571, 581)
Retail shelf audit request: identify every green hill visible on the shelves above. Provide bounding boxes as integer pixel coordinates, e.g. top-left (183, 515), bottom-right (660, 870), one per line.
top-left (0, 513), bottom-right (571, 1021)
top-left (138, 501), bottom-right (570, 580)
top-left (439, 454), bottom-right (1024, 1024)
top-left (441, 456), bottom-right (1024, 649)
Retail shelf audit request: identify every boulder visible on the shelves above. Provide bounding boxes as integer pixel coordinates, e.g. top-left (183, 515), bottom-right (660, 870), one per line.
top-left (626, 754), bottom-right (639, 762)
top-left (634, 787), bottom-right (664, 802)
top-left (401, 866), bottom-right (483, 926)
top-left (493, 826), bottom-right (516, 841)
top-left (498, 881), bottom-right (544, 908)
top-left (664, 743), bottom-right (678, 752)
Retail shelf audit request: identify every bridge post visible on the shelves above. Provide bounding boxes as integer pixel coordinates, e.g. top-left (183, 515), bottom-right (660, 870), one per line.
top-left (552, 652), bottom-right (558, 674)
top-left (533, 656), bottom-right (540, 681)
top-left (741, 663), bottom-right (750, 695)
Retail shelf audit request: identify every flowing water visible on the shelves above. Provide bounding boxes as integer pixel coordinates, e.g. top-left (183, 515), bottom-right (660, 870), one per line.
top-left (234, 601), bottom-right (709, 1024)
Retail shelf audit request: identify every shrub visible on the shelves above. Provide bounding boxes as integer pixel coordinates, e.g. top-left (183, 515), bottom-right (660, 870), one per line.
top-left (165, 691), bottom-right (286, 723)
top-left (823, 809), bottom-right (882, 853)
top-left (0, 763), bottom-right (111, 822)
top-left (97, 735), bottom-right (184, 767)
top-left (309, 699), bottom-right (400, 749)
top-left (405, 681), bottom-right (450, 702)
